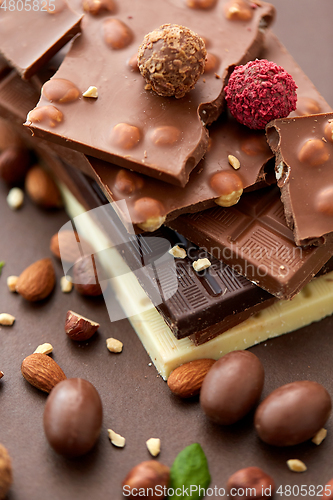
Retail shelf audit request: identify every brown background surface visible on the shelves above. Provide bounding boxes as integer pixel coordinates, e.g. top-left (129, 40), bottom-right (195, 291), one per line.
top-left (1, 1), bottom-right (333, 499)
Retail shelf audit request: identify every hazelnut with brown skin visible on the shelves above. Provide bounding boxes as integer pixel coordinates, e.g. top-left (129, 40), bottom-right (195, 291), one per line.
top-left (138, 24), bottom-right (206, 99)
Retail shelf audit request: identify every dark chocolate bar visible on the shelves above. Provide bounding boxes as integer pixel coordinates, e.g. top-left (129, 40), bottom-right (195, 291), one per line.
top-left (25, 0), bottom-right (275, 186)
top-left (168, 185), bottom-right (333, 300)
top-left (0, 1), bottom-right (82, 79)
top-left (267, 112), bottom-right (333, 246)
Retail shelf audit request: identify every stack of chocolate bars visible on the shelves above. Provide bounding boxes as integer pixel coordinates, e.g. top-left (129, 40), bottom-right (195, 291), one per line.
top-left (1, 0), bottom-right (333, 380)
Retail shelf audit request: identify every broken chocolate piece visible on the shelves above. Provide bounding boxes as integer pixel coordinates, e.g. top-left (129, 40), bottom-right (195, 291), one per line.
top-left (266, 112), bottom-right (333, 246)
top-left (0, 5), bottom-right (82, 79)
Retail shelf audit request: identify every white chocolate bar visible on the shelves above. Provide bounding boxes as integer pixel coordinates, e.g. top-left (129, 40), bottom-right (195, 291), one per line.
top-left (62, 185), bottom-right (333, 380)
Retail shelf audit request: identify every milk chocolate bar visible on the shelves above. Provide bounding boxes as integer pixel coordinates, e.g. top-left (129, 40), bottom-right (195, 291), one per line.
top-left (168, 185), bottom-right (333, 299)
top-left (0, 1), bottom-right (82, 79)
top-left (88, 31), bottom-right (332, 231)
top-left (267, 112), bottom-right (333, 246)
top-left (25, 0), bottom-right (275, 186)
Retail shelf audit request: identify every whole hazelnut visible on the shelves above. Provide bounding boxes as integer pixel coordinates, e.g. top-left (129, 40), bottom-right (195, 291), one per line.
top-left (122, 461), bottom-right (170, 499)
top-left (227, 467), bottom-right (275, 499)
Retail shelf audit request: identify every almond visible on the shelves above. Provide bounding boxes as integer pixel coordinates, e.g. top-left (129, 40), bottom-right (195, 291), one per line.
top-left (65, 310), bottom-right (100, 341)
top-left (167, 358), bottom-right (216, 398)
top-left (50, 230), bottom-right (93, 263)
top-left (25, 165), bottom-right (63, 209)
top-left (16, 258), bottom-right (55, 302)
top-left (21, 353), bottom-right (66, 393)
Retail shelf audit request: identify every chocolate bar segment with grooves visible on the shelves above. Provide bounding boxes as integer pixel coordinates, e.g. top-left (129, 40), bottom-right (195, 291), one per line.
top-left (267, 113), bottom-right (333, 246)
top-left (25, 0), bottom-right (275, 186)
top-left (168, 185), bottom-right (333, 300)
top-left (0, 2), bottom-right (82, 80)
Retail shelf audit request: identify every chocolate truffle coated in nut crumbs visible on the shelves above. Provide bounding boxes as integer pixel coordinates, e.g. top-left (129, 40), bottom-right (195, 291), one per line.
top-left (138, 24), bottom-right (207, 99)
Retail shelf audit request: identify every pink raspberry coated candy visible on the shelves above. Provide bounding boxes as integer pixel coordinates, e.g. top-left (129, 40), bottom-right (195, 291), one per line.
top-left (225, 59), bottom-right (297, 130)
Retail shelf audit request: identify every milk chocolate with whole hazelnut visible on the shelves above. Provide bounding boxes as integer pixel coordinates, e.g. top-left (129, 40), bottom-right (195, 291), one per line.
top-left (168, 185), bottom-right (333, 299)
top-left (25, 0), bottom-right (275, 186)
top-left (267, 112), bottom-right (333, 246)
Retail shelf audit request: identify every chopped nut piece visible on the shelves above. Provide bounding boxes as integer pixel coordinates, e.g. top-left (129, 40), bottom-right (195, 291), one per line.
top-left (60, 275), bottom-right (73, 293)
top-left (108, 429), bottom-right (126, 448)
top-left (311, 427), bottom-right (327, 445)
top-left (0, 371), bottom-right (3, 379)
top-left (137, 215), bottom-right (166, 233)
top-left (228, 154), bottom-right (241, 170)
top-left (7, 276), bottom-right (18, 292)
top-left (34, 343), bottom-right (53, 355)
top-left (106, 337), bottom-right (123, 353)
top-left (7, 187), bottom-right (24, 210)
top-left (83, 86), bottom-right (98, 98)
top-left (65, 311), bottom-right (99, 341)
top-left (146, 438), bottom-right (161, 457)
top-left (286, 459), bottom-right (307, 472)
top-left (168, 245), bottom-right (187, 259)
top-left (192, 258), bottom-right (211, 272)
top-left (0, 313), bottom-right (15, 326)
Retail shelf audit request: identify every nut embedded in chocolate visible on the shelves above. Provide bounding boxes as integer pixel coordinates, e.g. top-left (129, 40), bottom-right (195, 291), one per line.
top-left (43, 378), bottom-right (103, 458)
top-left (138, 24), bottom-right (207, 99)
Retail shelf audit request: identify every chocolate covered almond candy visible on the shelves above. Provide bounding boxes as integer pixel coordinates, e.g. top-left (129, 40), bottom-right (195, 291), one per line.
top-left (254, 381), bottom-right (332, 446)
top-left (0, 2), bottom-right (82, 80)
top-left (266, 112), bottom-right (333, 246)
top-left (25, 0), bottom-right (275, 186)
